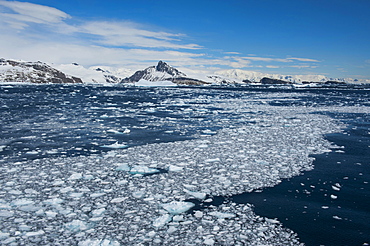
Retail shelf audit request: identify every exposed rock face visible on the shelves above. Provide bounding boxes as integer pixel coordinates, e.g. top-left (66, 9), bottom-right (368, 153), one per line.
top-left (260, 77), bottom-right (293, 85)
top-left (122, 61), bottom-right (209, 85)
top-left (0, 59), bottom-right (82, 84)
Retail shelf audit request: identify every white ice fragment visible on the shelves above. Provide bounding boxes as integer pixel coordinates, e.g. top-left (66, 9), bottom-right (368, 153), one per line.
top-left (100, 142), bottom-right (128, 149)
top-left (172, 215), bottom-right (184, 222)
top-left (0, 210), bottom-right (14, 217)
top-left (110, 197), bottom-right (126, 203)
top-left (65, 220), bottom-right (88, 232)
top-left (265, 218), bottom-right (280, 224)
top-left (132, 190), bottom-right (145, 199)
top-left (92, 208), bottom-right (105, 217)
top-left (69, 173), bottom-right (82, 180)
top-left (208, 211), bottom-right (236, 219)
top-left (162, 201), bottom-right (195, 215)
top-left (25, 230), bottom-right (45, 237)
top-left (330, 194), bottom-right (338, 199)
top-left (321, 206), bottom-right (329, 209)
top-left (0, 232), bottom-right (10, 239)
top-left (204, 158), bottom-right (220, 163)
top-left (52, 180), bottom-right (65, 186)
top-left (153, 214), bottom-right (172, 228)
top-left (60, 187), bottom-right (74, 193)
top-left (45, 210), bottom-right (58, 217)
top-left (78, 239), bottom-right (120, 246)
top-left (129, 165), bottom-right (160, 175)
top-left (333, 215), bottom-right (342, 220)
top-left (332, 185), bottom-right (340, 191)
top-left (169, 165), bottom-right (183, 172)
top-left (204, 238), bottom-right (215, 245)
top-left (115, 164), bottom-right (130, 171)
top-left (194, 211), bottom-right (203, 218)
top-left (184, 189), bottom-right (207, 200)
top-left (90, 193), bottom-right (106, 198)
top-left (43, 198), bottom-right (64, 205)
top-left (11, 199), bottom-right (34, 207)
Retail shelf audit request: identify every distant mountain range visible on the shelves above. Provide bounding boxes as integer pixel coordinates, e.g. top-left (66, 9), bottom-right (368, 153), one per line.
top-left (1, 58), bottom-right (369, 85)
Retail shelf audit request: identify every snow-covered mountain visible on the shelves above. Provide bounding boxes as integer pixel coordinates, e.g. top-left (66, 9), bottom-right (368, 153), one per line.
top-left (0, 59), bottom-right (82, 84)
top-left (121, 61), bottom-right (210, 85)
top-left (210, 69), bottom-right (370, 84)
top-left (1, 58), bottom-right (369, 85)
top-left (54, 63), bottom-right (131, 84)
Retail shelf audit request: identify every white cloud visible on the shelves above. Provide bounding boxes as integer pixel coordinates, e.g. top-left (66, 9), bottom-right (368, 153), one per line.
top-left (78, 21), bottom-right (201, 49)
top-left (0, 0), bottom-right (70, 28)
top-left (287, 57), bottom-right (320, 62)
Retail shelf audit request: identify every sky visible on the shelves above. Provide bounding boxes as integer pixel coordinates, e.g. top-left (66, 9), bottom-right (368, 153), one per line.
top-left (0, 0), bottom-right (370, 79)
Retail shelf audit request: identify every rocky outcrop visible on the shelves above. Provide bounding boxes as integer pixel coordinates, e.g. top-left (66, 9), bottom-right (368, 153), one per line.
top-left (0, 59), bottom-right (82, 84)
top-left (121, 61), bottom-right (209, 85)
top-left (260, 77), bottom-right (293, 85)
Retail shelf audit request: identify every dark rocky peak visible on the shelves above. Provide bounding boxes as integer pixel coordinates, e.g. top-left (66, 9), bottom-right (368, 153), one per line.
top-left (155, 61), bottom-right (186, 77)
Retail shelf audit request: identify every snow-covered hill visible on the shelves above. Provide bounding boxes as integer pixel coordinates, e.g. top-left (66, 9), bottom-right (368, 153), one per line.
top-left (0, 59), bottom-right (82, 84)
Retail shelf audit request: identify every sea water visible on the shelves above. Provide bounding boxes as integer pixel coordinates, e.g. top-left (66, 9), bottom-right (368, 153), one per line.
top-left (0, 84), bottom-right (369, 245)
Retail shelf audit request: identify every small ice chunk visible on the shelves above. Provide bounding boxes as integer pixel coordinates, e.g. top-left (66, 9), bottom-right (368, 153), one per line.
top-left (25, 230), bottom-right (45, 237)
top-left (100, 142), bottom-right (128, 149)
top-left (92, 208), bottom-right (105, 217)
top-left (204, 158), bottom-right (220, 163)
top-left (333, 215), bottom-right (342, 220)
top-left (265, 218), bottom-right (280, 224)
top-left (153, 214), bottom-right (172, 228)
top-left (132, 190), bottom-right (145, 199)
top-left (0, 232), bottom-right (10, 239)
top-left (208, 211), bottom-right (236, 219)
top-left (194, 211), bottom-right (203, 218)
top-left (78, 239), bottom-right (120, 246)
top-left (184, 189), bottom-right (207, 200)
top-left (330, 194), bottom-right (338, 199)
top-left (169, 165), bottom-right (183, 172)
top-left (161, 201), bottom-right (195, 215)
top-left (204, 238), bottom-right (215, 245)
top-left (65, 220), bottom-right (88, 232)
top-left (115, 164), bottom-right (130, 171)
top-left (129, 165), bottom-right (159, 175)
top-left (43, 198), bottom-right (64, 205)
top-left (110, 197), bottom-right (126, 203)
top-left (0, 210), bottom-right (14, 217)
top-left (69, 173), bottom-right (82, 180)
top-left (45, 211), bottom-right (58, 217)
top-left (11, 199), bottom-right (34, 207)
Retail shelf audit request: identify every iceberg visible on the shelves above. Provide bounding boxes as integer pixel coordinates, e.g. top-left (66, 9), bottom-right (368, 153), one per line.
top-left (161, 201), bottom-right (195, 215)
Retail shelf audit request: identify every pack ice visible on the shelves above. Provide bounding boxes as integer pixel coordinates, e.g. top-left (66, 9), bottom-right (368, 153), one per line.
top-left (2, 88), bottom-right (367, 245)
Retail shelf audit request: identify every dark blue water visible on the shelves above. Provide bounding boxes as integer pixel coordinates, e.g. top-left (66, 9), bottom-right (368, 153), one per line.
top-left (0, 84), bottom-right (369, 245)
top-left (231, 113), bottom-right (370, 246)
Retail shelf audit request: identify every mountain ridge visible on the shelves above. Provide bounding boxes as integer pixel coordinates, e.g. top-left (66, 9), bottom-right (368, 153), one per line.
top-left (1, 58), bottom-right (369, 85)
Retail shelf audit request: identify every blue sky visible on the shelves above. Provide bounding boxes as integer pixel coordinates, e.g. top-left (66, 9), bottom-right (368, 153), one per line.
top-left (0, 0), bottom-right (369, 79)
